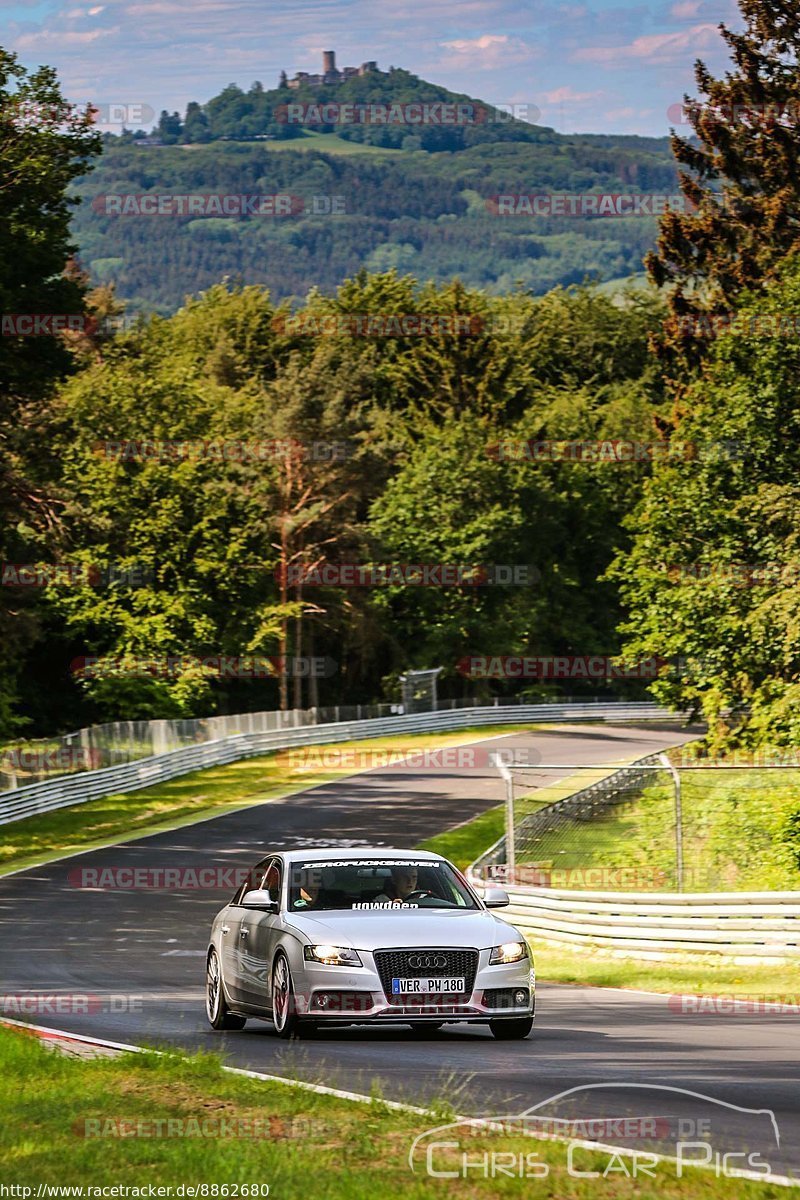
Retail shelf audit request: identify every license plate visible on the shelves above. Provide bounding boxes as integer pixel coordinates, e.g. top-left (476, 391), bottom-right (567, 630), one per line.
top-left (391, 976), bottom-right (465, 994)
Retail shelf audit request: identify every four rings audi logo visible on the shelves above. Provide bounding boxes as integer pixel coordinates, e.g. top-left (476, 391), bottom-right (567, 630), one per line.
top-left (408, 953), bottom-right (448, 970)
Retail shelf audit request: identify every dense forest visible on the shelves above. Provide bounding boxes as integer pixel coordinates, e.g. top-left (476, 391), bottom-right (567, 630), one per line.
top-left (5, 0), bottom-right (800, 751)
top-left (2, 271), bottom-right (666, 732)
top-left (73, 136), bottom-right (669, 312)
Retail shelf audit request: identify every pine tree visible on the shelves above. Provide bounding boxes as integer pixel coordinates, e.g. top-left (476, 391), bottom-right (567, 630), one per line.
top-left (647, 0), bottom-right (800, 380)
top-left (157, 109), bottom-right (182, 144)
top-left (182, 100), bottom-right (209, 143)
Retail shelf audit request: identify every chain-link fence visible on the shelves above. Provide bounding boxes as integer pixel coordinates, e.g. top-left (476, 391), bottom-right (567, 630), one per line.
top-left (0, 694), bottom-right (681, 794)
top-left (0, 695), bottom-right (510, 792)
top-left (484, 756), bottom-right (800, 893)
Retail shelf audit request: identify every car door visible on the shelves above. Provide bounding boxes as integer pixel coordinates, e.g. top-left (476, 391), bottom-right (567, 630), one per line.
top-left (217, 902), bottom-right (247, 1003)
top-left (222, 858), bottom-right (269, 1005)
top-left (237, 857), bottom-right (284, 1011)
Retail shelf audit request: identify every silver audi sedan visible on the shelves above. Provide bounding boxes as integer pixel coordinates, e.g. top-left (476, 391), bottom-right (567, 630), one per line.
top-left (206, 847), bottom-right (534, 1039)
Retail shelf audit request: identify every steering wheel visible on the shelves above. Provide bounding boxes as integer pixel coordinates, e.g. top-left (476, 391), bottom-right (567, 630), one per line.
top-left (402, 890), bottom-right (432, 901)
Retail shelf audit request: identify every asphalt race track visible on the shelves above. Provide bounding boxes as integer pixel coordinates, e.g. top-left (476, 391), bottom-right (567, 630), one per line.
top-left (2, 722), bottom-right (799, 1180)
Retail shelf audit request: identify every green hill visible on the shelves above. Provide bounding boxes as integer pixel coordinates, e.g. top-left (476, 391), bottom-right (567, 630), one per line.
top-left (73, 68), bottom-right (680, 313)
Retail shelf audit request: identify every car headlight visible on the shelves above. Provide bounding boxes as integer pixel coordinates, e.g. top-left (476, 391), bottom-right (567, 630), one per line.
top-left (303, 944), bottom-right (363, 967)
top-left (489, 941), bottom-right (528, 965)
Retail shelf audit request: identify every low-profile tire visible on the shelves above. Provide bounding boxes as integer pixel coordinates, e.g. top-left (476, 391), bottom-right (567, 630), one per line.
top-left (206, 948), bottom-right (246, 1031)
top-left (271, 952), bottom-right (309, 1039)
top-left (489, 1016), bottom-right (533, 1040)
top-left (410, 1022), bottom-right (444, 1035)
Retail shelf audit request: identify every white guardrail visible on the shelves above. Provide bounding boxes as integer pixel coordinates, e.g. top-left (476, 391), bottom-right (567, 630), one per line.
top-left (0, 701), bottom-right (682, 827)
top-left (467, 874), bottom-right (800, 961)
top-left (467, 753), bottom-right (800, 962)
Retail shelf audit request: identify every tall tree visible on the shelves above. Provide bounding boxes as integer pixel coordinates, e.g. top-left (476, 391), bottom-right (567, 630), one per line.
top-left (611, 256), bottom-right (800, 748)
top-left (648, 0), bottom-right (800, 380)
top-left (245, 345), bottom-right (385, 710)
top-left (157, 109), bottom-right (182, 144)
top-left (0, 47), bottom-right (101, 735)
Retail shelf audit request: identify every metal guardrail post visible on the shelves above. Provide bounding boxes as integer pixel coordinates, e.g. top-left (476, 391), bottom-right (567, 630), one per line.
top-left (659, 752), bottom-right (683, 893)
top-left (505, 771), bottom-right (516, 876)
top-left (491, 754), bottom-right (516, 876)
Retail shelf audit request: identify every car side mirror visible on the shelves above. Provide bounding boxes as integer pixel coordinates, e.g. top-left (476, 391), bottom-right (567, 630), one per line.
top-left (241, 888), bottom-right (278, 911)
top-left (483, 886), bottom-right (510, 908)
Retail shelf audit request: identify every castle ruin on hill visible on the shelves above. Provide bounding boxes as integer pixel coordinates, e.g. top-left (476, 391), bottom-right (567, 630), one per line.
top-left (284, 51), bottom-right (379, 89)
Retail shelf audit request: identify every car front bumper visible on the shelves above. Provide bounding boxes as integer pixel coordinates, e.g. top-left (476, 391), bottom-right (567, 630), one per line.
top-left (292, 950), bottom-right (535, 1024)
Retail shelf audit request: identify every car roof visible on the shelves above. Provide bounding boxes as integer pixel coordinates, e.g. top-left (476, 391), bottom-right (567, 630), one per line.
top-left (277, 847), bottom-right (446, 864)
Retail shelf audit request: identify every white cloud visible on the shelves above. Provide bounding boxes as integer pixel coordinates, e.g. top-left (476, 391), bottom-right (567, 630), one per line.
top-left (669, 0), bottom-right (733, 21)
top-left (17, 26), bottom-right (118, 46)
top-left (574, 23), bottom-right (723, 65)
top-left (437, 33), bottom-right (536, 70)
top-left (540, 85), bottom-right (604, 105)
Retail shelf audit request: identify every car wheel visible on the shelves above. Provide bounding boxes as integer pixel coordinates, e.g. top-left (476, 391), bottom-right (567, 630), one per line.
top-left (271, 952), bottom-right (306, 1039)
top-left (489, 1015), bottom-right (534, 1040)
top-left (206, 948), bottom-right (246, 1030)
top-left (410, 1022), bottom-right (444, 1035)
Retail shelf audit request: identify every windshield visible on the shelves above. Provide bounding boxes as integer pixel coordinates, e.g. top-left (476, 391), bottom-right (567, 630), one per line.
top-left (288, 858), bottom-right (479, 911)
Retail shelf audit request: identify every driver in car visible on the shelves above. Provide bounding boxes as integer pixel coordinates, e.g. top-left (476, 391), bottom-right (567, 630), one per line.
top-left (374, 865), bottom-right (424, 904)
top-left (291, 870), bottom-right (321, 909)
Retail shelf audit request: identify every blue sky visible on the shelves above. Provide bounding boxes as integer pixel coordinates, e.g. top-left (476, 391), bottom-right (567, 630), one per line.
top-left (1, 0), bottom-right (740, 137)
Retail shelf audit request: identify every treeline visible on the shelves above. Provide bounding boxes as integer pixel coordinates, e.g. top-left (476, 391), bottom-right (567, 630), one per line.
top-left (73, 138), bottom-right (674, 313)
top-left (134, 69), bottom-right (598, 152)
top-left (2, 273), bottom-right (666, 733)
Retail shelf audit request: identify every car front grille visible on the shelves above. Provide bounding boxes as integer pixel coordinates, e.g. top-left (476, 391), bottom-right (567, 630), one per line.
top-left (373, 947), bottom-right (479, 1005)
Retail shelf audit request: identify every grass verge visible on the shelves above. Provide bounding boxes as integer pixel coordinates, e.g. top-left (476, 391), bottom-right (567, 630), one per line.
top-left (0, 1025), bottom-right (786, 1196)
top-left (528, 939), bottom-right (800, 997)
top-left (552, 767), bottom-right (800, 891)
top-left (0, 725), bottom-right (533, 878)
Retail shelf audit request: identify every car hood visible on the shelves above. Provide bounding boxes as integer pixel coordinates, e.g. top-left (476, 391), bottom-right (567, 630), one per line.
top-left (284, 906), bottom-right (520, 952)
